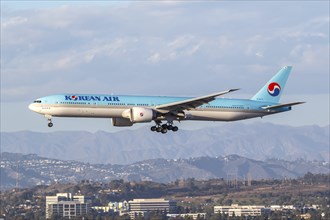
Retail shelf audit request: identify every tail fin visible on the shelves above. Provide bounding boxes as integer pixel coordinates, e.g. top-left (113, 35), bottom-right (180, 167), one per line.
top-left (251, 66), bottom-right (292, 103)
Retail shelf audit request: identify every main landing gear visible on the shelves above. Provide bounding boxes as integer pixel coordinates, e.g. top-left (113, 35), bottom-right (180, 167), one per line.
top-left (150, 121), bottom-right (178, 134)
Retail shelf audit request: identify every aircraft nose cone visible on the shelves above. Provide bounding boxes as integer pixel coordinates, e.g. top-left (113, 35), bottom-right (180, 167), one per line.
top-left (29, 103), bottom-right (37, 112)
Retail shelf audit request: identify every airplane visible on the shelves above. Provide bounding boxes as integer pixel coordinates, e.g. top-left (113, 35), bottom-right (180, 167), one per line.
top-left (29, 66), bottom-right (304, 134)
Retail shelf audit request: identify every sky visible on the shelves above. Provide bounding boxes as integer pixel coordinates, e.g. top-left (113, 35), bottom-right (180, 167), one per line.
top-left (1, 1), bottom-right (329, 132)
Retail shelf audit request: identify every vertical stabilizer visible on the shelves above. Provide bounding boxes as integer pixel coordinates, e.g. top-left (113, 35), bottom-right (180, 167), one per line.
top-left (251, 66), bottom-right (292, 103)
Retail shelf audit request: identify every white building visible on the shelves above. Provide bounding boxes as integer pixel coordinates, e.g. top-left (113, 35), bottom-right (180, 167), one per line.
top-left (128, 198), bottom-right (177, 219)
top-left (46, 193), bottom-right (91, 219)
top-left (167, 213), bottom-right (207, 220)
top-left (214, 204), bottom-right (265, 217)
top-left (270, 205), bottom-right (295, 211)
top-left (92, 201), bottom-right (129, 213)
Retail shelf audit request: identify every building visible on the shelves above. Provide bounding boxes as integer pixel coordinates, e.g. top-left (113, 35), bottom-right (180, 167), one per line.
top-left (46, 193), bottom-right (91, 219)
top-left (214, 204), bottom-right (265, 217)
top-left (167, 213), bottom-right (207, 220)
top-left (92, 201), bottom-right (129, 214)
top-left (128, 198), bottom-right (177, 219)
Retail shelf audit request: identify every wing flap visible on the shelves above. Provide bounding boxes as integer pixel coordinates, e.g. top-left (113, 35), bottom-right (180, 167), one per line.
top-left (155, 89), bottom-right (239, 111)
top-left (262, 101), bottom-right (305, 110)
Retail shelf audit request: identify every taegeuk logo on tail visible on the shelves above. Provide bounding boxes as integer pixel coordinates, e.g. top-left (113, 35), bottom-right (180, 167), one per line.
top-left (267, 82), bottom-right (281, 96)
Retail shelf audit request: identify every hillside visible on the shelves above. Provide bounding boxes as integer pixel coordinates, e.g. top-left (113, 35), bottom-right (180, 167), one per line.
top-left (1, 152), bottom-right (328, 189)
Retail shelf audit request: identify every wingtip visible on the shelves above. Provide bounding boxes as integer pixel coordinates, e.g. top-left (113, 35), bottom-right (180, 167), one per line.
top-left (229, 88), bottom-right (240, 92)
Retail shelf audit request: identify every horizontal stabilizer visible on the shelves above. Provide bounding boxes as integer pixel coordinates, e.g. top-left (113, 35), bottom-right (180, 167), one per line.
top-left (262, 101), bottom-right (305, 110)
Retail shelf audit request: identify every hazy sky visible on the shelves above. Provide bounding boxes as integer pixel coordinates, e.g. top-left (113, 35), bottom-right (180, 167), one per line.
top-left (1, 1), bottom-right (329, 132)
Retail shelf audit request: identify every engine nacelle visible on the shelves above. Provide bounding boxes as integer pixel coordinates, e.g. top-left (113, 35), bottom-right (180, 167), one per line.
top-left (112, 118), bottom-right (133, 127)
top-left (122, 107), bottom-right (156, 123)
top-left (176, 111), bottom-right (193, 120)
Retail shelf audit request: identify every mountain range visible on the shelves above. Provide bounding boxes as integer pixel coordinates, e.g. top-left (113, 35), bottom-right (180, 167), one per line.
top-left (1, 122), bottom-right (328, 164)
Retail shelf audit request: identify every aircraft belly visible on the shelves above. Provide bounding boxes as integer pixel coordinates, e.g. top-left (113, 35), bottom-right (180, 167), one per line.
top-left (45, 106), bottom-right (124, 118)
top-left (187, 110), bottom-right (265, 121)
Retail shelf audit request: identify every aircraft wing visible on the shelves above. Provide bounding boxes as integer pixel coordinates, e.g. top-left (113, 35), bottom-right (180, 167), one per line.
top-left (155, 89), bottom-right (239, 111)
top-left (262, 101), bottom-right (305, 110)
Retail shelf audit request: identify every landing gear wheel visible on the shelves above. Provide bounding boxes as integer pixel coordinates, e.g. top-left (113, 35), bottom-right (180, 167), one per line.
top-left (151, 120), bottom-right (178, 133)
top-left (48, 122), bottom-right (53, 127)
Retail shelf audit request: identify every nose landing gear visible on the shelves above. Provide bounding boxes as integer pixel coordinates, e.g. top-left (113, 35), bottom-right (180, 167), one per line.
top-left (150, 121), bottom-right (178, 134)
top-left (45, 115), bottom-right (53, 128)
top-left (48, 121), bottom-right (53, 127)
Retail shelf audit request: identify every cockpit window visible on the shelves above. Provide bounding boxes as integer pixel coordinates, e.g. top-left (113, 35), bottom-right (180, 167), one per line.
top-left (34, 100), bottom-right (42, 103)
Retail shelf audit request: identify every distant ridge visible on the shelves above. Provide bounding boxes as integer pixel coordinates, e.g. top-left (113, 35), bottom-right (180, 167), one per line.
top-left (1, 122), bottom-right (329, 164)
top-left (1, 152), bottom-right (329, 189)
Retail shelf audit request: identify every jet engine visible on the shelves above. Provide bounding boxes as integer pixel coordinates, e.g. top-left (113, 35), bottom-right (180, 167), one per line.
top-left (122, 107), bottom-right (156, 123)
